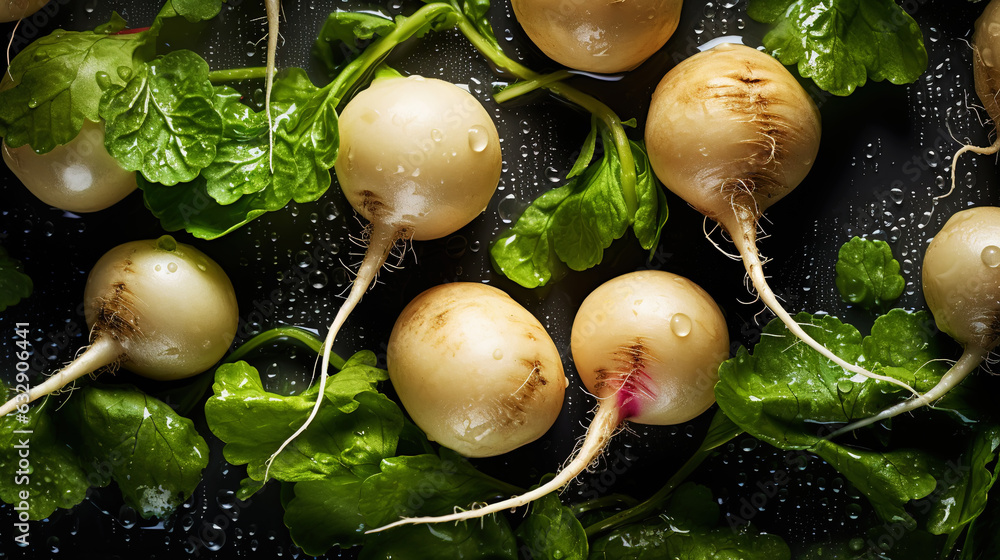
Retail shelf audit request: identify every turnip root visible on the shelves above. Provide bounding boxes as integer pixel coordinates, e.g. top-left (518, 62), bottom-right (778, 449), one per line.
top-left (0, 0), bottom-right (48, 23)
top-left (831, 207), bottom-right (1000, 437)
top-left (264, 0), bottom-right (280, 170)
top-left (387, 282), bottom-right (567, 458)
top-left (2, 120), bottom-right (137, 213)
top-left (0, 236), bottom-right (238, 417)
top-left (370, 270), bottom-right (728, 532)
top-left (644, 42), bottom-right (908, 391)
top-left (948, 0), bottom-right (1000, 198)
top-left (267, 75), bottom-right (502, 469)
top-left (510, 0), bottom-right (682, 73)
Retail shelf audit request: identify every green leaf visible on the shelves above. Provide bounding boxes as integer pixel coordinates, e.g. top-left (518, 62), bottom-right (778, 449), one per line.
top-left (100, 50), bottom-right (223, 186)
top-left (715, 311), bottom-right (949, 524)
top-left (812, 440), bottom-right (937, 523)
top-left (0, 15), bottom-right (153, 153)
top-left (550, 132), bottom-right (631, 270)
top-left (515, 491), bottom-right (588, 560)
top-left (204, 353), bottom-right (402, 497)
top-left (359, 450), bottom-right (515, 528)
top-left (166, 0), bottom-right (223, 22)
top-left (456, 0), bottom-right (502, 53)
top-left (60, 385), bottom-right (209, 518)
top-left (313, 11), bottom-right (397, 77)
top-left (283, 475), bottom-right (369, 554)
top-left (835, 237), bottom-right (905, 312)
top-left (589, 483), bottom-right (791, 560)
top-left (490, 184), bottom-right (573, 288)
top-left (491, 127), bottom-right (667, 288)
top-left (0, 399), bottom-right (90, 519)
top-left (0, 246), bottom-right (32, 311)
top-left (747, 0), bottom-right (928, 96)
top-left (926, 425), bottom-right (1000, 550)
top-left (360, 516), bottom-right (518, 560)
top-left (141, 70), bottom-right (338, 238)
top-left (631, 140), bottom-right (667, 253)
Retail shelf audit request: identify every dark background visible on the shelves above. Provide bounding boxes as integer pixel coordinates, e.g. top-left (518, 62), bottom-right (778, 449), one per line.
top-left (0, 0), bottom-right (996, 558)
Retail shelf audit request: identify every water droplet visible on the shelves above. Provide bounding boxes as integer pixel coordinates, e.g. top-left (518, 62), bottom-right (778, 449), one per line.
top-left (117, 66), bottom-right (132, 81)
top-left (468, 125), bottom-right (489, 152)
top-left (670, 313), bottom-right (692, 337)
top-left (167, 262), bottom-right (178, 273)
top-left (493, 349), bottom-right (503, 360)
top-left (837, 378), bottom-right (854, 393)
top-left (156, 235), bottom-right (178, 251)
top-left (155, 264), bottom-right (162, 272)
top-left (982, 245), bottom-right (1000, 267)
top-left (308, 270), bottom-right (328, 289)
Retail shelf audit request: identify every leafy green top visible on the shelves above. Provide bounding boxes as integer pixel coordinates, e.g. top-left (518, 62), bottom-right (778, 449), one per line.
top-left (747, 0), bottom-right (928, 96)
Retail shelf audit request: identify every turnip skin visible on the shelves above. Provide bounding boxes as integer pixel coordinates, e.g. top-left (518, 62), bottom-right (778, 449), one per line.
top-left (0, 0), bottom-right (48, 22)
top-left (644, 43), bottom-right (912, 392)
top-left (510, 0), bottom-right (682, 74)
top-left (370, 270), bottom-right (727, 533)
top-left (2, 120), bottom-right (137, 213)
top-left (831, 207), bottom-right (1000, 437)
top-left (0, 236), bottom-right (238, 417)
top-left (572, 270), bottom-right (728, 426)
top-left (336, 75), bottom-right (502, 241)
top-left (387, 283), bottom-right (567, 458)
top-left (645, 42), bottom-right (819, 233)
top-left (268, 75), bottom-right (501, 472)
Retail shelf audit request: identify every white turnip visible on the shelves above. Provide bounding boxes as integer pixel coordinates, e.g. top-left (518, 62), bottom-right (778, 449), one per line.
top-left (0, 235), bottom-right (238, 417)
top-left (387, 282), bottom-right (567, 458)
top-left (2, 120), bottom-right (138, 213)
top-left (267, 75), bottom-right (502, 469)
top-left (948, 0), bottom-right (1000, 198)
top-left (370, 269), bottom-right (728, 531)
top-left (510, 0), bottom-right (683, 73)
top-left (831, 206), bottom-right (1000, 437)
top-left (644, 42), bottom-right (910, 392)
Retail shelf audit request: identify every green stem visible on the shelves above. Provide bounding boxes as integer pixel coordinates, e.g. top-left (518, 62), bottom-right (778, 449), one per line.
top-left (582, 412), bottom-right (744, 538)
top-left (570, 493), bottom-right (640, 518)
top-left (493, 70), bottom-right (573, 103)
top-left (225, 326), bottom-right (346, 370)
top-left (324, 3), bottom-right (458, 104)
top-left (454, 17), bottom-right (637, 214)
top-left (582, 447), bottom-right (711, 538)
top-left (208, 66), bottom-right (268, 83)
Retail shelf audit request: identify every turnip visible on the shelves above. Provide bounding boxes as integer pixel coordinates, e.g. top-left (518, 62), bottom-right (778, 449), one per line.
top-left (266, 75), bottom-right (502, 468)
top-left (831, 206), bottom-right (1000, 437)
top-left (510, 0), bottom-right (682, 73)
top-left (644, 42), bottom-right (910, 391)
top-left (948, 0), bottom-right (1000, 198)
top-left (370, 269), bottom-right (728, 531)
top-left (0, 0), bottom-right (48, 23)
top-left (2, 119), bottom-right (138, 213)
top-left (0, 235), bottom-right (238, 417)
top-left (387, 282), bottom-right (567, 458)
